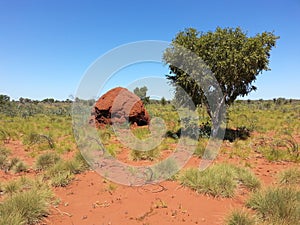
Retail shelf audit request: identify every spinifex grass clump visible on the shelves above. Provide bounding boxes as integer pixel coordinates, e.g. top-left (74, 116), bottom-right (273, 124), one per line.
top-left (44, 156), bottom-right (87, 187)
top-left (150, 158), bottom-right (179, 181)
top-left (0, 177), bottom-right (53, 225)
top-left (225, 209), bottom-right (256, 225)
top-left (131, 147), bottom-right (160, 161)
top-left (0, 146), bottom-right (10, 170)
top-left (132, 126), bottom-right (151, 140)
top-left (24, 133), bottom-right (55, 150)
top-left (180, 163), bottom-right (260, 197)
top-left (10, 159), bottom-right (28, 173)
top-left (35, 152), bottom-right (61, 170)
top-left (193, 138), bottom-right (208, 157)
top-left (277, 167), bottom-right (300, 186)
top-left (0, 147), bottom-right (27, 173)
top-left (246, 186), bottom-right (300, 224)
top-left (256, 133), bottom-right (299, 162)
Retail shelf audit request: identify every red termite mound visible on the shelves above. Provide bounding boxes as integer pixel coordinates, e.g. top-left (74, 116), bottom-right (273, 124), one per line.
top-left (92, 87), bottom-right (150, 127)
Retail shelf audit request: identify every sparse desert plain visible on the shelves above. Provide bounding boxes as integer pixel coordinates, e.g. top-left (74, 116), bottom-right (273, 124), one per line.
top-left (0, 98), bottom-right (299, 225)
top-left (1, 1), bottom-right (300, 225)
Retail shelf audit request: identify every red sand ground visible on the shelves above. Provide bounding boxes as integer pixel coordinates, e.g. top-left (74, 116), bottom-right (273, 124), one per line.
top-left (0, 138), bottom-right (298, 225)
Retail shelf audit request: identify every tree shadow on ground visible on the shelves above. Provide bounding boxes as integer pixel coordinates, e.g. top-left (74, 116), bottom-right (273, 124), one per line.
top-left (165, 125), bottom-right (251, 142)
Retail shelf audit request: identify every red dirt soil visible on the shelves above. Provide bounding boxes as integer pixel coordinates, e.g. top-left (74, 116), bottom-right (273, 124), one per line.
top-left (0, 138), bottom-right (298, 225)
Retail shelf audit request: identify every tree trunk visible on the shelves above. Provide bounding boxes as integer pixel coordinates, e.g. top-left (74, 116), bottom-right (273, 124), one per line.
top-left (206, 96), bottom-right (226, 139)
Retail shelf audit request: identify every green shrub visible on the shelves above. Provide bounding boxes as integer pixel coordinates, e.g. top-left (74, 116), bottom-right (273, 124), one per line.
top-left (132, 127), bottom-right (151, 140)
top-left (246, 186), bottom-right (300, 224)
top-left (45, 157), bottom-right (86, 187)
top-left (235, 167), bottom-right (261, 191)
top-left (277, 167), bottom-right (300, 186)
top-left (180, 165), bottom-right (236, 197)
top-left (0, 212), bottom-right (25, 225)
top-left (14, 161), bottom-right (28, 173)
top-left (256, 134), bottom-right (299, 162)
top-left (0, 177), bottom-right (53, 225)
top-left (3, 179), bottom-right (21, 196)
top-left (0, 146), bottom-right (10, 170)
top-left (193, 139), bottom-right (208, 157)
top-left (225, 210), bottom-right (256, 225)
top-left (63, 159), bottom-right (84, 174)
top-left (50, 171), bottom-right (74, 187)
top-left (8, 159), bottom-right (28, 173)
top-left (180, 163), bottom-right (260, 197)
top-left (105, 144), bottom-right (118, 158)
top-left (74, 151), bottom-right (90, 170)
top-left (24, 133), bottom-right (55, 149)
top-left (151, 158), bottom-right (178, 181)
top-left (45, 161), bottom-right (74, 187)
top-left (35, 152), bottom-right (61, 170)
top-left (131, 148), bottom-right (160, 161)
top-left (0, 189), bottom-right (52, 224)
top-left (8, 157), bottom-right (20, 170)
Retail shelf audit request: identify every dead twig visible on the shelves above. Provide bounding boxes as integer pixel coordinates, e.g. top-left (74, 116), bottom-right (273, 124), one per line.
top-left (52, 207), bottom-right (72, 217)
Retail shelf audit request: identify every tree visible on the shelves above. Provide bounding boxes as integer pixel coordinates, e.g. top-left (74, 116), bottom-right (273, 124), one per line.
top-left (0, 95), bottom-right (11, 115)
top-left (163, 27), bottom-right (278, 133)
top-left (19, 97), bottom-right (33, 104)
top-left (161, 97), bottom-right (167, 106)
top-left (133, 86), bottom-right (150, 104)
top-left (0, 94), bottom-right (10, 104)
top-left (42, 98), bottom-right (55, 103)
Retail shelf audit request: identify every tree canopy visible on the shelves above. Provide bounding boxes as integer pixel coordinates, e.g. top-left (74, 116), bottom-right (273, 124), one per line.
top-left (163, 27), bottom-right (279, 111)
top-left (0, 95), bottom-right (10, 104)
top-left (133, 86), bottom-right (150, 104)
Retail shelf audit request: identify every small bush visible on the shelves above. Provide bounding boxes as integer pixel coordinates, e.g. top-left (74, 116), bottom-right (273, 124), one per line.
top-left (225, 209), bottom-right (256, 225)
top-left (180, 165), bottom-right (237, 197)
top-left (0, 146), bottom-right (10, 170)
top-left (24, 133), bottom-right (55, 149)
top-left (131, 148), bottom-right (160, 161)
top-left (235, 167), bottom-right (261, 191)
top-left (132, 127), bottom-right (151, 140)
top-left (151, 158), bottom-right (178, 181)
top-left (50, 171), bottom-right (74, 187)
top-left (256, 134), bottom-right (299, 162)
top-left (246, 186), bottom-right (300, 224)
top-left (180, 163), bottom-right (260, 197)
top-left (46, 161), bottom-right (74, 187)
top-left (35, 152), bottom-right (61, 170)
top-left (15, 161), bottom-right (28, 173)
top-left (277, 167), bottom-right (300, 186)
top-left (0, 177), bottom-right (53, 225)
top-left (63, 160), bottom-right (84, 174)
top-left (11, 160), bottom-right (28, 173)
top-left (105, 144), bottom-right (118, 158)
top-left (45, 157), bottom-right (86, 187)
top-left (193, 139), bottom-right (208, 158)
top-left (74, 151), bottom-right (90, 170)
top-left (3, 179), bottom-right (21, 196)
top-left (0, 213), bottom-right (25, 225)
top-left (0, 189), bottom-right (52, 224)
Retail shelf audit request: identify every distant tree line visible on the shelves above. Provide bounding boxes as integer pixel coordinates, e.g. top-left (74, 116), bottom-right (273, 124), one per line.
top-left (1, 93), bottom-right (298, 118)
top-left (0, 94), bottom-right (74, 117)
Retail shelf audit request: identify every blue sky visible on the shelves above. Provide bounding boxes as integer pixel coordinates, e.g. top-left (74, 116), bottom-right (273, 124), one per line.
top-left (0, 0), bottom-right (299, 100)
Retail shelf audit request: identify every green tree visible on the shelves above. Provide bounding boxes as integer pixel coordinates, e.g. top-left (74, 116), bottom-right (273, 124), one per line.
top-left (0, 95), bottom-right (10, 104)
top-left (0, 95), bottom-right (11, 115)
top-left (42, 98), bottom-right (55, 103)
top-left (163, 27), bottom-right (278, 133)
top-left (133, 86), bottom-right (150, 104)
top-left (161, 97), bottom-right (167, 106)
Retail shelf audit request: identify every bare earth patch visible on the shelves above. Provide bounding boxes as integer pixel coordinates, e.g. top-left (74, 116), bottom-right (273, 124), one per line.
top-left (0, 135), bottom-right (298, 225)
